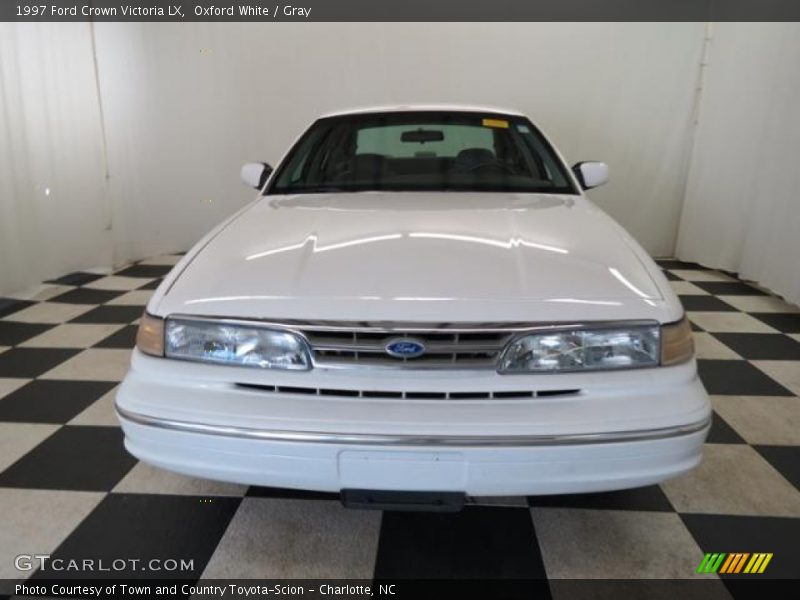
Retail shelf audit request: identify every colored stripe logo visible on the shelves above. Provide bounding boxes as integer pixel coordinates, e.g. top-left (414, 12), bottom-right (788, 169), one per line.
top-left (697, 553), bottom-right (773, 574)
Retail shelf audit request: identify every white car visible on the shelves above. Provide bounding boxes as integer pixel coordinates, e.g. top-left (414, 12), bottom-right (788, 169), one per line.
top-left (117, 105), bottom-right (710, 509)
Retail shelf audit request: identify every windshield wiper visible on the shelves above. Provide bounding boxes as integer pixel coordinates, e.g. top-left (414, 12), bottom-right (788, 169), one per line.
top-left (287, 186), bottom-right (349, 194)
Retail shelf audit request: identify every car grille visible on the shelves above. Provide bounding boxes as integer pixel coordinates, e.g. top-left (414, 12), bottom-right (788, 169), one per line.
top-left (288, 321), bottom-right (525, 369)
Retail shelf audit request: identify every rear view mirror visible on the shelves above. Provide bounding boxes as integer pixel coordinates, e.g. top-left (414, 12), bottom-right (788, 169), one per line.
top-left (572, 161), bottom-right (609, 190)
top-left (240, 162), bottom-right (273, 189)
top-left (401, 129), bottom-right (444, 143)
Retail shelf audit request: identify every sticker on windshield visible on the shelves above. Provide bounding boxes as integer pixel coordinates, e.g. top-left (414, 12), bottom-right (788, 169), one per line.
top-left (517, 124), bottom-right (531, 133)
top-left (482, 118), bottom-right (509, 129)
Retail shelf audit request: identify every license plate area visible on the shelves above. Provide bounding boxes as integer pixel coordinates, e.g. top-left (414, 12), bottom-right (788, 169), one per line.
top-left (337, 450), bottom-right (467, 490)
top-left (341, 489), bottom-right (465, 512)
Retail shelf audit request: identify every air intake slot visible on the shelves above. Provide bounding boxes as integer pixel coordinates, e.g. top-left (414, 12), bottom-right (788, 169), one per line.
top-left (235, 383), bottom-right (580, 400)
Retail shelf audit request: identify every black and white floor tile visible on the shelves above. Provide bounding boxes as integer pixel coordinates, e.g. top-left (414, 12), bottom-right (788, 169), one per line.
top-left (0, 257), bottom-right (798, 595)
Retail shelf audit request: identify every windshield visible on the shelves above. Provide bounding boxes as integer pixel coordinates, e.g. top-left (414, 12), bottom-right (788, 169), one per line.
top-left (268, 112), bottom-right (577, 195)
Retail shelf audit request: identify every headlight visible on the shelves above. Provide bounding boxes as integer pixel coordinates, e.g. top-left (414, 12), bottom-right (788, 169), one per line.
top-left (164, 317), bottom-right (311, 370)
top-left (498, 322), bottom-right (661, 373)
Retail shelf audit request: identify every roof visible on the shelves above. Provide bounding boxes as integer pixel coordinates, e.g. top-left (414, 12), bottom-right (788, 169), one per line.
top-left (320, 104), bottom-right (526, 118)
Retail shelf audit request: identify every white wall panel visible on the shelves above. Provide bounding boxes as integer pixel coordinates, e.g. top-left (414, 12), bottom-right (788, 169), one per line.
top-left (4, 23), bottom-right (798, 303)
top-left (677, 23), bottom-right (800, 305)
top-left (0, 23), bottom-right (111, 295)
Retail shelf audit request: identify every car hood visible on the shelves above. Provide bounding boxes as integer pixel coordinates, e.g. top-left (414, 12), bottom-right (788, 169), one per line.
top-left (153, 192), bottom-right (679, 323)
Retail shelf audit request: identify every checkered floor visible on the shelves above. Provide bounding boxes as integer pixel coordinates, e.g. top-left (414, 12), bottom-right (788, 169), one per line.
top-left (0, 256), bottom-right (798, 595)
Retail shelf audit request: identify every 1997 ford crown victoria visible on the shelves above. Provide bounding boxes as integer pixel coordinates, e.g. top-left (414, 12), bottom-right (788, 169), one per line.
top-left (117, 105), bottom-right (710, 509)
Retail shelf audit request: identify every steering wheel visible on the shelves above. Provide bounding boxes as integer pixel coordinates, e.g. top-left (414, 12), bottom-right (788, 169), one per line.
top-left (465, 161), bottom-right (515, 175)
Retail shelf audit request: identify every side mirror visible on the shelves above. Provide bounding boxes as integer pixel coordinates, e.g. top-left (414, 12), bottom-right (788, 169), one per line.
top-left (240, 162), bottom-right (273, 189)
top-left (572, 161), bottom-right (609, 190)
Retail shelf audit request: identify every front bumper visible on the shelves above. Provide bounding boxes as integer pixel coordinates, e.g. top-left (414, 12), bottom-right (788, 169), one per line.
top-left (115, 350), bottom-right (711, 495)
top-left (118, 405), bottom-right (709, 495)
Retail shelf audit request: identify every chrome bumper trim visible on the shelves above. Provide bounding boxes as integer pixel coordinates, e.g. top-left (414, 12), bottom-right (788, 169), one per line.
top-left (116, 403), bottom-right (711, 447)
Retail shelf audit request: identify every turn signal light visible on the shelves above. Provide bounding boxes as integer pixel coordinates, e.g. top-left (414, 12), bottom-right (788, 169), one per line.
top-left (661, 317), bottom-right (694, 365)
top-left (136, 312), bottom-right (165, 357)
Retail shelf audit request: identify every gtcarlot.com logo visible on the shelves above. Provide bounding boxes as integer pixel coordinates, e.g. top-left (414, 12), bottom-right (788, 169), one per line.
top-left (15, 554), bottom-right (194, 572)
top-left (697, 552), bottom-right (773, 574)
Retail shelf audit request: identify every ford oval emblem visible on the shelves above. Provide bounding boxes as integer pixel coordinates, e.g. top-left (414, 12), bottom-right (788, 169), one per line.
top-left (385, 338), bottom-right (426, 359)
